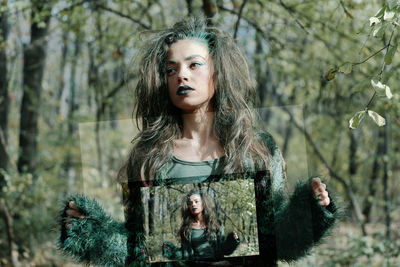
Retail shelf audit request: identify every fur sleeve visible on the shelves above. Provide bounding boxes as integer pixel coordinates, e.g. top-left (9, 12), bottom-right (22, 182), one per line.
top-left (221, 231), bottom-right (240, 256)
top-left (58, 194), bottom-right (129, 266)
top-left (260, 131), bottom-right (342, 262)
top-left (273, 179), bottom-right (341, 262)
top-left (162, 241), bottom-right (184, 260)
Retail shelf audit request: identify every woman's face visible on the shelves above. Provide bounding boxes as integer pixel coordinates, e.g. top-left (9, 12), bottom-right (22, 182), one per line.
top-left (188, 194), bottom-right (204, 216)
top-left (166, 39), bottom-right (215, 113)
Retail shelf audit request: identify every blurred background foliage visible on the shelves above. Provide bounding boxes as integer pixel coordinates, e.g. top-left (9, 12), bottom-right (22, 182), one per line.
top-left (0, 0), bottom-right (399, 266)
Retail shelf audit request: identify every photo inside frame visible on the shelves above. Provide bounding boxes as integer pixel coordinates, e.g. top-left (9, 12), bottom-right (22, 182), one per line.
top-left (140, 176), bottom-right (261, 263)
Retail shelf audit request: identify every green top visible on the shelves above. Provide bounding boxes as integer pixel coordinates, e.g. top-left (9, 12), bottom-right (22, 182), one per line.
top-left (165, 155), bottom-right (224, 183)
top-left (190, 228), bottom-right (215, 260)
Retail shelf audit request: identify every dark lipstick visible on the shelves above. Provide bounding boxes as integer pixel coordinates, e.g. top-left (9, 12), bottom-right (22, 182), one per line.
top-left (177, 85), bottom-right (194, 95)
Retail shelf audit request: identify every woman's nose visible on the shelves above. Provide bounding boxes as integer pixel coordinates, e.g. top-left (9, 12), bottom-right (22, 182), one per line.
top-left (177, 67), bottom-right (189, 82)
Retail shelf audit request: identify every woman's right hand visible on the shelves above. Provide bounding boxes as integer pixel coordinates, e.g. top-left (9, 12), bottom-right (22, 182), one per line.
top-left (65, 201), bottom-right (85, 229)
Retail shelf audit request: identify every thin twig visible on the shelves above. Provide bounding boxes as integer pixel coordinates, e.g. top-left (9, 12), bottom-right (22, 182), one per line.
top-left (217, 5), bottom-right (285, 47)
top-left (233, 0), bottom-right (249, 40)
top-left (365, 92), bottom-right (377, 110)
top-left (98, 74), bottom-right (135, 115)
top-left (95, 4), bottom-right (151, 29)
top-left (352, 45), bottom-right (388, 66)
top-left (279, 0), bottom-right (310, 34)
top-left (340, 0), bottom-right (354, 19)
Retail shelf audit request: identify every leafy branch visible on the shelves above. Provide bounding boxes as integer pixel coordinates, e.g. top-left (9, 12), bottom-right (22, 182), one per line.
top-left (325, 2), bottom-right (399, 129)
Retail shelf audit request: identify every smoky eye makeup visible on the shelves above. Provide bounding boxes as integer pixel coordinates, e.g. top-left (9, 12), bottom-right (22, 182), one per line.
top-left (190, 62), bottom-right (204, 68)
top-left (166, 67), bottom-right (176, 75)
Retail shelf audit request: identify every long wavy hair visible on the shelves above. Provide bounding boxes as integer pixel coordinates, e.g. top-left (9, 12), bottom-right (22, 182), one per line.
top-left (178, 190), bottom-right (220, 242)
top-left (119, 16), bottom-right (271, 184)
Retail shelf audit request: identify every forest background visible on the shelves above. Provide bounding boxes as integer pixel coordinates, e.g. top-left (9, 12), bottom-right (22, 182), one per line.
top-left (0, 0), bottom-right (399, 266)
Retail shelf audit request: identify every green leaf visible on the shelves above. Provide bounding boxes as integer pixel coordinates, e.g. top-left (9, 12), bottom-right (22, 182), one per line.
top-left (371, 80), bottom-right (393, 99)
top-left (324, 68), bottom-right (337, 81)
top-left (367, 110), bottom-right (386, 126)
top-left (384, 44), bottom-right (397, 65)
top-left (338, 62), bottom-right (353, 74)
top-left (373, 24), bottom-right (386, 38)
top-left (369, 16), bottom-right (381, 26)
top-left (383, 9), bottom-right (396, 21)
top-left (349, 111), bottom-right (366, 129)
top-left (387, 0), bottom-right (398, 10)
top-left (375, 7), bottom-right (385, 17)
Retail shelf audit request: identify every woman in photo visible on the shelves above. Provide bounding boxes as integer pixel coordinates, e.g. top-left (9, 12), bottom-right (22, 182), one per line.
top-left (162, 190), bottom-right (240, 261)
top-left (60, 16), bottom-right (340, 266)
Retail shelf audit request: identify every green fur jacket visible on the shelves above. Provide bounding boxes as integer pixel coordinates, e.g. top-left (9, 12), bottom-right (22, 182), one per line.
top-left (58, 132), bottom-right (341, 266)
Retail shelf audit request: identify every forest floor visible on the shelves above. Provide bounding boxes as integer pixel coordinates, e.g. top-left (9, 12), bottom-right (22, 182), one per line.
top-left (280, 222), bottom-right (400, 267)
top-left (9, 222), bottom-right (399, 266)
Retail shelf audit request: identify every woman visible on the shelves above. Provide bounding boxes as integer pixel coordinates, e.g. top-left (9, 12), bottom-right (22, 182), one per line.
top-left (162, 190), bottom-right (240, 261)
top-left (60, 16), bottom-right (339, 266)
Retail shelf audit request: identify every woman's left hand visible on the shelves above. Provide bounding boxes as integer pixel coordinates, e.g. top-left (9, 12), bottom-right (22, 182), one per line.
top-left (311, 178), bottom-right (330, 207)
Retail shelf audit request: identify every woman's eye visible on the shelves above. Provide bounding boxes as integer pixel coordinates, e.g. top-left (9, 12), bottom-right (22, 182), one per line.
top-left (166, 68), bottom-right (176, 75)
top-left (190, 62), bottom-right (203, 69)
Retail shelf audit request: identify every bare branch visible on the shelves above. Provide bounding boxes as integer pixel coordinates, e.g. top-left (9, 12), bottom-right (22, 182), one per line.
top-left (217, 4), bottom-right (285, 47)
top-left (95, 4), bottom-right (151, 29)
top-left (352, 45), bottom-right (389, 67)
top-left (98, 74), bottom-right (135, 117)
top-left (340, 0), bottom-right (354, 19)
top-left (233, 0), bottom-right (249, 40)
top-left (278, 0), bottom-right (310, 34)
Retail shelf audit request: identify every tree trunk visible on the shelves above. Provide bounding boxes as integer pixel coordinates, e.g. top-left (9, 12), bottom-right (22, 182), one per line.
top-left (161, 191), bottom-right (166, 240)
top-left (330, 120), bottom-right (343, 169)
top-left (362, 131), bottom-right (382, 223)
top-left (255, 33), bottom-right (267, 106)
top-left (282, 88), bottom-right (296, 157)
top-left (202, 0), bottom-right (216, 21)
top-left (186, 0), bottom-right (193, 14)
top-left (88, 40), bottom-right (105, 182)
top-left (0, 199), bottom-right (20, 267)
top-left (148, 187), bottom-right (155, 236)
top-left (0, 0), bottom-right (9, 189)
top-left (65, 34), bottom-right (81, 192)
top-left (17, 0), bottom-right (52, 174)
top-left (55, 30), bottom-right (68, 117)
top-left (242, 216), bottom-right (246, 242)
top-left (348, 131), bottom-right (358, 175)
top-left (383, 112), bottom-right (390, 238)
